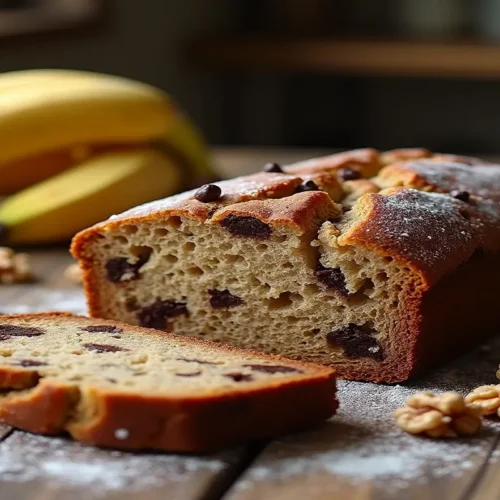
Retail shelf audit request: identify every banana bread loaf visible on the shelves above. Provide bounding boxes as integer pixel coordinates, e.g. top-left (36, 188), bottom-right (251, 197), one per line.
top-left (0, 313), bottom-right (336, 452)
top-left (71, 148), bottom-right (500, 383)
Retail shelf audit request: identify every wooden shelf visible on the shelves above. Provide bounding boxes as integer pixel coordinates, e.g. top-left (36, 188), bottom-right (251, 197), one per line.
top-left (192, 36), bottom-right (500, 78)
top-left (0, 0), bottom-right (102, 38)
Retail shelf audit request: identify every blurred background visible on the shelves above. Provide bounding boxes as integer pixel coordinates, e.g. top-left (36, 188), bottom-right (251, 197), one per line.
top-left (3, 0), bottom-right (500, 156)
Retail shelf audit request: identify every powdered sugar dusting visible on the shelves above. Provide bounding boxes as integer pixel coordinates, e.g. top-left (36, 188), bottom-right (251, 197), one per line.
top-left (0, 432), bottom-right (229, 497)
top-left (232, 338), bottom-right (500, 496)
top-left (409, 161), bottom-right (500, 202)
top-left (346, 189), bottom-right (482, 284)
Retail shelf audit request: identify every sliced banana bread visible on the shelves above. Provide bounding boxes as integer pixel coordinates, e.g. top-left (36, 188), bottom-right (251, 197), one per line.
top-left (71, 148), bottom-right (500, 383)
top-left (0, 313), bottom-right (336, 452)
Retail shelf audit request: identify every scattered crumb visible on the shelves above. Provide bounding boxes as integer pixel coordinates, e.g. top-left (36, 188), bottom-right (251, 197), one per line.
top-left (114, 429), bottom-right (130, 440)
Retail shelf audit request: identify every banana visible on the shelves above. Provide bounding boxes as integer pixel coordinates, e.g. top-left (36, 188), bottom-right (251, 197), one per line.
top-left (0, 149), bottom-right (182, 244)
top-left (0, 75), bottom-right (171, 164)
top-left (0, 143), bottom-right (143, 195)
top-left (0, 69), bottom-right (214, 192)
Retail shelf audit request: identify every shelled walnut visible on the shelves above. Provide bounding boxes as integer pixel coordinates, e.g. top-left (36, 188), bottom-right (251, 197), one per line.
top-left (0, 247), bottom-right (33, 284)
top-left (465, 385), bottom-right (500, 417)
top-left (394, 391), bottom-right (482, 438)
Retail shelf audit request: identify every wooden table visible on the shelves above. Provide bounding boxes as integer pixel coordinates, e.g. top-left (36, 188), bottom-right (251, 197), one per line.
top-left (1, 149), bottom-right (500, 499)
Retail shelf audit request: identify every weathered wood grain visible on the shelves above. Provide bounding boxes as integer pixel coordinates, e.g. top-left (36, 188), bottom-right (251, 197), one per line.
top-left (227, 340), bottom-right (500, 500)
top-left (467, 434), bottom-right (500, 500)
top-left (0, 431), bottom-right (242, 500)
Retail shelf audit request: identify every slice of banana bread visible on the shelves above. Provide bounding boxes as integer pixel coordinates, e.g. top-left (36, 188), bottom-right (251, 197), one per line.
top-left (0, 313), bottom-right (336, 452)
top-left (71, 148), bottom-right (500, 383)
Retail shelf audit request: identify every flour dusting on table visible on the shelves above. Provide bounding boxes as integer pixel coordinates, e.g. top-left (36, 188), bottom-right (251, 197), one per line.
top-left (233, 338), bottom-right (500, 495)
top-left (0, 432), bottom-right (227, 497)
top-left (4, 288), bottom-right (87, 315)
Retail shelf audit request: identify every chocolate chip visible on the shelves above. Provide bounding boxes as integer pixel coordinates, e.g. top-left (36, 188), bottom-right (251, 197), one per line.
top-left (450, 190), bottom-right (470, 202)
top-left (177, 357), bottom-right (221, 365)
top-left (316, 263), bottom-right (350, 296)
top-left (338, 167), bottom-right (361, 181)
top-left (105, 255), bottom-right (149, 283)
top-left (0, 325), bottom-right (45, 338)
top-left (106, 378), bottom-right (118, 384)
top-left (14, 359), bottom-right (48, 367)
top-left (137, 298), bottom-right (188, 330)
top-left (263, 162), bottom-right (283, 173)
top-left (243, 364), bottom-right (302, 374)
top-left (225, 372), bottom-right (253, 382)
top-left (295, 180), bottom-right (319, 193)
top-left (208, 289), bottom-right (244, 309)
top-left (194, 184), bottom-right (222, 203)
top-left (220, 215), bottom-right (272, 239)
top-left (0, 224), bottom-right (8, 245)
top-left (79, 325), bottom-right (124, 334)
top-left (176, 371), bottom-right (202, 377)
top-left (326, 323), bottom-right (383, 361)
top-left (83, 343), bottom-right (128, 353)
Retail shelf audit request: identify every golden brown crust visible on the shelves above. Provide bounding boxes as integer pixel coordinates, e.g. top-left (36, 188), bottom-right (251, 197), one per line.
top-left (68, 378), bottom-right (337, 452)
top-left (379, 148), bottom-right (432, 164)
top-left (0, 313), bottom-right (337, 452)
top-left (212, 191), bottom-right (341, 235)
top-left (285, 148), bottom-right (381, 178)
top-left (339, 188), bottom-right (481, 286)
top-left (0, 380), bottom-right (79, 434)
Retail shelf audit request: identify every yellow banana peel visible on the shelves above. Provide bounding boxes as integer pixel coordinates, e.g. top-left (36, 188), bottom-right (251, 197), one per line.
top-left (0, 149), bottom-right (182, 244)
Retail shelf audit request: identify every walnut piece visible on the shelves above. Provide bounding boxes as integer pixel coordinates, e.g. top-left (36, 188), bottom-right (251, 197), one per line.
top-left (465, 385), bottom-right (500, 416)
top-left (0, 247), bottom-right (33, 284)
top-left (394, 391), bottom-right (482, 438)
top-left (64, 263), bottom-right (82, 285)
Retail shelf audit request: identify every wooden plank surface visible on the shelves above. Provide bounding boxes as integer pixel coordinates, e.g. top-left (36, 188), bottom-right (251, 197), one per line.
top-left (193, 36), bottom-right (500, 79)
top-left (468, 434), bottom-right (500, 500)
top-left (228, 341), bottom-right (500, 500)
top-left (0, 249), bottom-right (248, 500)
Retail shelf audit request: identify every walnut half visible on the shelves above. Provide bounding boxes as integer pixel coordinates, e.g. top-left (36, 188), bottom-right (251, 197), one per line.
top-left (465, 385), bottom-right (500, 417)
top-left (0, 247), bottom-right (33, 284)
top-left (394, 391), bottom-right (482, 438)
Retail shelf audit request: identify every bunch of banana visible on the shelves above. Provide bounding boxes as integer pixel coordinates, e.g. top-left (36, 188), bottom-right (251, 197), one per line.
top-left (0, 69), bottom-right (214, 245)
